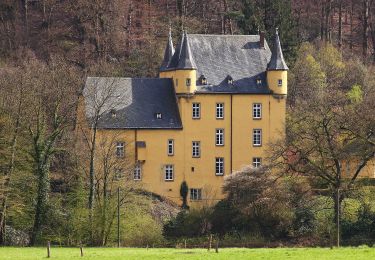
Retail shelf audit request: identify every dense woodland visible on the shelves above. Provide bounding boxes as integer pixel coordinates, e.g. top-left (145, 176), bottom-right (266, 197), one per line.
top-left (0, 0), bottom-right (375, 247)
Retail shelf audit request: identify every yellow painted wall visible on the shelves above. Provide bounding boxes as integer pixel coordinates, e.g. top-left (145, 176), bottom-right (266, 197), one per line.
top-left (160, 70), bottom-right (196, 94)
top-left (267, 70), bottom-right (287, 95)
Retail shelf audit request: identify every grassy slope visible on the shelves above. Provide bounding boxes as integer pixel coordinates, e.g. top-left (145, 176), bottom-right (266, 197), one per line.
top-left (0, 247), bottom-right (374, 260)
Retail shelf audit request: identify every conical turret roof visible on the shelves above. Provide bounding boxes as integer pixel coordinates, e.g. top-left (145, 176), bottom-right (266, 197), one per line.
top-left (160, 28), bottom-right (175, 71)
top-left (267, 28), bottom-right (289, 71)
top-left (176, 31), bottom-right (197, 70)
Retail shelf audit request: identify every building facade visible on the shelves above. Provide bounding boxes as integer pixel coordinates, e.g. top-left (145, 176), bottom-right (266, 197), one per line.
top-left (81, 29), bottom-right (289, 205)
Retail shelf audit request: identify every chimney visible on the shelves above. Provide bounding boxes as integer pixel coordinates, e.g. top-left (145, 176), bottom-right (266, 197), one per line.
top-left (259, 31), bottom-right (265, 49)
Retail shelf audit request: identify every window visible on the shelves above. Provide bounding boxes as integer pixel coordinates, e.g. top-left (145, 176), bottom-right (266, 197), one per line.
top-left (216, 103), bottom-right (224, 119)
top-left (253, 129), bottom-right (262, 146)
top-left (175, 79), bottom-right (178, 87)
top-left (215, 157), bottom-right (224, 175)
top-left (257, 78), bottom-right (262, 85)
top-left (253, 158), bottom-right (262, 168)
top-left (114, 168), bottom-right (123, 180)
top-left (253, 103), bottom-right (262, 119)
top-left (216, 129), bottom-right (224, 146)
top-left (278, 79), bottom-right (283, 86)
top-left (167, 139), bottom-right (174, 156)
top-left (192, 103), bottom-right (200, 119)
top-left (155, 113), bottom-right (162, 119)
top-left (192, 141), bottom-right (200, 158)
top-left (186, 78), bottom-right (191, 87)
top-left (190, 188), bottom-right (202, 200)
top-left (116, 142), bottom-right (125, 157)
top-left (165, 165), bottom-right (174, 181)
top-left (134, 164), bottom-right (142, 180)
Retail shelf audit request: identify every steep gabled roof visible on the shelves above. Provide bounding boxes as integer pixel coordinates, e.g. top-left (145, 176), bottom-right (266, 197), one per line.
top-left (83, 77), bottom-right (182, 129)
top-left (187, 34), bottom-right (272, 93)
top-left (160, 28), bottom-right (175, 71)
top-left (267, 29), bottom-right (289, 71)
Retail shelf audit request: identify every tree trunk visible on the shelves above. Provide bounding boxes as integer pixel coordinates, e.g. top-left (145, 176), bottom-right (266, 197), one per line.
top-left (363, 0), bottom-right (369, 58)
top-left (88, 127), bottom-right (97, 244)
top-left (333, 188), bottom-right (342, 248)
top-left (30, 164), bottom-right (50, 245)
top-left (338, 0), bottom-right (343, 48)
top-left (350, 0), bottom-right (354, 49)
top-left (0, 94), bottom-right (22, 245)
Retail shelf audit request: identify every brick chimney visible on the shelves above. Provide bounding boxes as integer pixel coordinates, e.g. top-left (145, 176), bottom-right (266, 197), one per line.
top-left (259, 31), bottom-right (265, 49)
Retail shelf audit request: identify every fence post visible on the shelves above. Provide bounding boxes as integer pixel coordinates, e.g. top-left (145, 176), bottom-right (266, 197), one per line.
top-left (47, 241), bottom-right (51, 258)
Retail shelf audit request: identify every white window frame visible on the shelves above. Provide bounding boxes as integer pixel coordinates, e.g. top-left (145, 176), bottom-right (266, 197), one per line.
top-left (192, 103), bottom-right (200, 119)
top-left (253, 129), bottom-right (262, 146)
top-left (253, 103), bottom-right (262, 119)
top-left (134, 163), bottom-right (142, 180)
top-left (164, 165), bottom-right (174, 181)
top-left (216, 103), bottom-right (224, 119)
top-left (215, 157), bottom-right (224, 176)
top-left (192, 141), bottom-right (200, 158)
top-left (190, 188), bottom-right (202, 201)
top-left (278, 79), bottom-right (283, 86)
top-left (116, 142), bottom-right (125, 158)
top-left (216, 129), bottom-right (224, 146)
top-left (252, 157), bottom-right (262, 168)
top-left (167, 139), bottom-right (174, 156)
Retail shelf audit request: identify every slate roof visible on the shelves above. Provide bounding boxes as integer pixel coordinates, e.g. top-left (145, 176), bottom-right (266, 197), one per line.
top-left (185, 34), bottom-right (273, 94)
top-left (267, 29), bottom-right (289, 71)
top-left (177, 32), bottom-right (197, 70)
top-left (160, 29), bottom-right (175, 71)
top-left (83, 77), bottom-right (182, 129)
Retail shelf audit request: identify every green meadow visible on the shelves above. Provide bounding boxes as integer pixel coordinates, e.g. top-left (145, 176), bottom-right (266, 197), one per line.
top-left (0, 247), bottom-right (374, 260)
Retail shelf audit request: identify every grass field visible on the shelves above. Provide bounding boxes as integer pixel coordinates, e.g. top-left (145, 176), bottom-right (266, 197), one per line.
top-left (0, 247), bottom-right (374, 260)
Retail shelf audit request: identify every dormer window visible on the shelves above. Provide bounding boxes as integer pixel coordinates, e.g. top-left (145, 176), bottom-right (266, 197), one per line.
top-left (199, 75), bottom-right (207, 85)
top-left (227, 76), bottom-right (233, 85)
top-left (278, 79), bottom-right (283, 86)
top-left (256, 78), bottom-right (262, 85)
top-left (110, 109), bottom-right (117, 118)
top-left (155, 113), bottom-right (162, 119)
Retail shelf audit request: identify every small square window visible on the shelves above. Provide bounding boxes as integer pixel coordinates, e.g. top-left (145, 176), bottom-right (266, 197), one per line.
top-left (155, 113), bottom-right (162, 119)
top-left (186, 78), bottom-right (191, 87)
top-left (278, 79), bottom-right (283, 86)
top-left (252, 158), bottom-right (262, 168)
top-left (256, 78), bottom-right (262, 85)
top-left (190, 188), bottom-right (202, 200)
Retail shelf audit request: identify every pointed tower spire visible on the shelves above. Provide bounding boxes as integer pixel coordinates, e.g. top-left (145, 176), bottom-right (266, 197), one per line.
top-left (177, 31), bottom-right (197, 70)
top-left (167, 31), bottom-right (184, 69)
top-left (160, 27), bottom-right (175, 71)
top-left (267, 28), bottom-right (289, 71)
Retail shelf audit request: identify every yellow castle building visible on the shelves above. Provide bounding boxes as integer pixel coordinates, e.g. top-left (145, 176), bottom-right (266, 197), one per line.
top-left (81, 29), bottom-right (288, 205)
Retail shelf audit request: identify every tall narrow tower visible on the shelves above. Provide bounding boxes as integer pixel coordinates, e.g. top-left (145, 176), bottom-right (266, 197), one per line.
top-left (267, 28), bottom-right (288, 95)
top-left (159, 31), bottom-right (197, 94)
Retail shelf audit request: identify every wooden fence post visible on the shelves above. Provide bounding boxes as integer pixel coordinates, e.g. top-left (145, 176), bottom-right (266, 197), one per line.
top-left (47, 241), bottom-right (51, 258)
